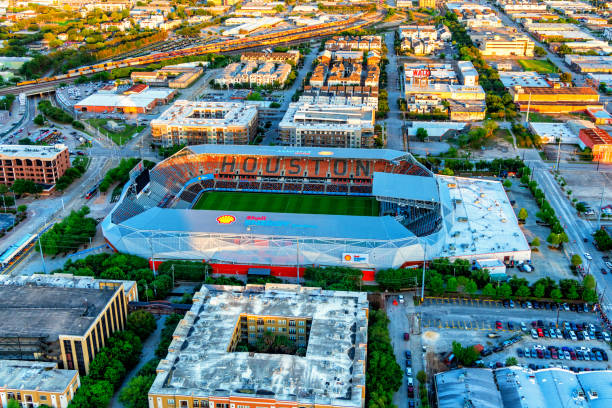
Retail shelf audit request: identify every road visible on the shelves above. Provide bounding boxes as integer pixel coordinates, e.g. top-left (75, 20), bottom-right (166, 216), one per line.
top-left (383, 32), bottom-right (404, 150)
top-left (522, 148), bottom-right (612, 320)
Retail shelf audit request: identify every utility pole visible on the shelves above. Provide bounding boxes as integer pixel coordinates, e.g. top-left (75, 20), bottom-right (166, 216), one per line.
top-left (420, 245), bottom-right (427, 302)
top-left (526, 92), bottom-right (532, 124)
top-left (296, 239), bottom-right (300, 285)
top-left (38, 237), bottom-right (47, 274)
top-left (598, 182), bottom-right (606, 230)
top-left (555, 138), bottom-right (561, 171)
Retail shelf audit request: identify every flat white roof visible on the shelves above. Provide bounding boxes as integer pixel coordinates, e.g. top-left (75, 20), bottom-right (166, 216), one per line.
top-left (0, 144), bottom-right (66, 159)
top-left (500, 71), bottom-right (550, 88)
top-left (528, 122), bottom-right (580, 144)
top-left (151, 100), bottom-right (258, 128)
top-left (75, 88), bottom-right (174, 109)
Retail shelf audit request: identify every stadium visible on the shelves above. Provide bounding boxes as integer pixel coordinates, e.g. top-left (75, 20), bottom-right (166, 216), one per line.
top-left (101, 145), bottom-right (531, 280)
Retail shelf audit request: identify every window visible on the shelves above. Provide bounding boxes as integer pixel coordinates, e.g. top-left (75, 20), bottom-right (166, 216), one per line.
top-left (168, 399), bottom-right (175, 405)
top-left (180, 401), bottom-right (188, 408)
top-left (269, 327), bottom-right (275, 332)
top-left (278, 320), bottom-right (286, 325)
top-left (193, 401), bottom-right (199, 408)
top-left (279, 327), bottom-right (286, 333)
top-left (289, 328), bottom-right (296, 334)
top-left (249, 334), bottom-right (256, 338)
top-left (266, 319), bottom-right (275, 324)
top-left (298, 321), bottom-right (305, 326)
top-left (249, 326), bottom-right (256, 331)
top-left (63, 340), bottom-right (74, 370)
top-left (74, 341), bottom-right (87, 375)
top-left (289, 335), bottom-right (296, 341)
top-left (298, 328), bottom-right (305, 334)
top-left (40, 395), bottom-right (47, 401)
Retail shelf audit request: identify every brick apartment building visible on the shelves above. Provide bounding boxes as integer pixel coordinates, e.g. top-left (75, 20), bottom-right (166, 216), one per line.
top-left (0, 144), bottom-right (70, 186)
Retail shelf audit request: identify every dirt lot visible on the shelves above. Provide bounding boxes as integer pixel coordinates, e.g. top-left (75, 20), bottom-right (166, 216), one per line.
top-left (557, 169), bottom-right (612, 210)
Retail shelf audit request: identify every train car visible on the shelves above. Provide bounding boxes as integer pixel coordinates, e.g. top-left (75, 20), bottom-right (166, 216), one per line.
top-left (0, 233), bottom-right (36, 271)
top-left (17, 80), bottom-right (36, 86)
top-left (54, 74), bottom-right (69, 80)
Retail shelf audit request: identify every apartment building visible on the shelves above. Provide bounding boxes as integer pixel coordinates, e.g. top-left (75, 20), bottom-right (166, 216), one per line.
top-left (446, 2), bottom-right (502, 28)
top-left (279, 102), bottom-right (375, 147)
top-left (0, 360), bottom-right (79, 408)
top-left (151, 100), bottom-right (258, 146)
top-left (148, 284), bottom-right (368, 408)
top-left (0, 276), bottom-right (132, 375)
top-left (215, 62), bottom-right (291, 87)
top-left (469, 27), bottom-right (534, 57)
top-left (0, 144), bottom-right (70, 187)
top-left (325, 35), bottom-right (382, 51)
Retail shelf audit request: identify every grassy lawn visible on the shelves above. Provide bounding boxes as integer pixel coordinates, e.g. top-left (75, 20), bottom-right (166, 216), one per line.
top-left (193, 191), bottom-right (379, 216)
top-left (518, 59), bottom-right (558, 74)
top-left (526, 112), bottom-right (562, 123)
top-left (86, 119), bottom-right (145, 145)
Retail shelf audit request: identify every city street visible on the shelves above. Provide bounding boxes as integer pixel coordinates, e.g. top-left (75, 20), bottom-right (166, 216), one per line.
top-left (384, 31), bottom-right (404, 150)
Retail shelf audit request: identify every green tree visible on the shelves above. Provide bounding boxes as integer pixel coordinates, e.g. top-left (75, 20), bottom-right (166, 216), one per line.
top-left (482, 283), bottom-right (496, 297)
top-left (119, 374), bottom-right (155, 408)
top-left (531, 237), bottom-right (540, 247)
top-left (483, 119), bottom-right (499, 138)
top-left (534, 46), bottom-right (547, 57)
top-left (497, 283), bottom-right (512, 299)
top-left (576, 202), bottom-right (587, 213)
top-left (583, 274), bottom-right (596, 290)
top-left (126, 310), bottom-right (157, 341)
top-left (11, 179), bottom-right (42, 195)
top-left (17, 204), bottom-right (27, 212)
top-left (560, 72), bottom-right (572, 83)
top-left (416, 370), bottom-right (426, 384)
top-left (518, 208), bottom-right (528, 221)
top-left (416, 127), bottom-right (428, 141)
top-left (550, 288), bottom-right (562, 301)
top-left (7, 400), bottom-right (19, 408)
top-left (567, 285), bottom-right (579, 300)
top-left (446, 276), bottom-right (457, 292)
top-left (505, 357), bottom-right (518, 366)
top-left (533, 283), bottom-right (546, 299)
top-left (452, 341), bottom-right (480, 366)
top-left (516, 285), bottom-right (531, 298)
top-left (583, 288), bottom-right (598, 303)
top-left (34, 114), bottom-right (45, 125)
top-left (465, 279), bottom-right (477, 295)
top-left (503, 179), bottom-right (512, 189)
top-left (571, 254), bottom-right (583, 267)
top-left (428, 274), bottom-right (445, 296)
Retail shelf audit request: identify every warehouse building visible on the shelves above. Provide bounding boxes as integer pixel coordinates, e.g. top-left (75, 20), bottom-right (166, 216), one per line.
top-left (148, 284), bottom-right (368, 408)
top-left (579, 127), bottom-right (612, 163)
top-left (566, 55), bottom-right (612, 74)
top-left (151, 100), bottom-right (258, 146)
top-left (0, 276), bottom-right (132, 375)
top-left (510, 85), bottom-right (602, 113)
top-left (0, 144), bottom-right (70, 186)
top-left (279, 102), bottom-right (375, 147)
top-left (74, 86), bottom-right (176, 114)
top-left (0, 360), bottom-right (79, 408)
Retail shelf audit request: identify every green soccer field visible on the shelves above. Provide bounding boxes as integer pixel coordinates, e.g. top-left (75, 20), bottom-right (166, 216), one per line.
top-left (193, 191), bottom-right (379, 216)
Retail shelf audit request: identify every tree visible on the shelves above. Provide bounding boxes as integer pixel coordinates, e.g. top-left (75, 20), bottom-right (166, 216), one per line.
top-left (558, 44), bottom-right (572, 55)
top-left (428, 274), bottom-right (445, 296)
top-left (550, 288), bottom-right (562, 301)
top-left (120, 374), bottom-right (155, 408)
top-left (516, 285), bottom-right (531, 298)
top-left (505, 357), bottom-right (518, 366)
top-left (452, 341), bottom-right (479, 366)
top-left (417, 370), bottom-right (426, 384)
top-left (465, 279), bottom-right (477, 295)
top-left (126, 311), bottom-right (157, 341)
top-left (534, 46), bottom-right (547, 57)
top-left (446, 276), bottom-right (457, 292)
top-left (560, 72), bottom-right (572, 83)
top-left (531, 237), bottom-right (540, 247)
top-left (518, 208), bottom-right (528, 221)
top-left (547, 233), bottom-right (561, 246)
top-left (17, 204), bottom-right (27, 212)
top-left (520, 174), bottom-right (530, 184)
top-left (7, 400), bottom-right (19, 408)
top-left (34, 114), bottom-right (45, 125)
top-left (503, 179), bottom-right (512, 189)
top-left (11, 179), bottom-right (42, 195)
top-left (482, 283), bottom-right (496, 297)
top-left (576, 202), bottom-right (587, 213)
top-left (497, 283), bottom-right (512, 300)
top-left (416, 127), bottom-right (428, 141)
top-left (583, 288), bottom-right (598, 303)
top-left (583, 274), bottom-right (596, 290)
top-left (571, 254), bottom-right (583, 267)
top-left (483, 119), bottom-right (499, 138)
top-left (533, 283), bottom-right (546, 299)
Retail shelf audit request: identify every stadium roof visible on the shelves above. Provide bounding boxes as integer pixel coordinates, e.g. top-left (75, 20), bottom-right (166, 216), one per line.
top-left (121, 208), bottom-right (414, 242)
top-left (372, 172), bottom-right (439, 203)
top-left (183, 145), bottom-right (417, 162)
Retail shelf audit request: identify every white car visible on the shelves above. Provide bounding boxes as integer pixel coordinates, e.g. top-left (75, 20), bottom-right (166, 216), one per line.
top-left (603, 332), bottom-right (611, 342)
top-left (564, 351), bottom-right (571, 360)
top-left (570, 331), bottom-right (577, 341)
top-left (531, 329), bottom-right (538, 339)
top-left (584, 253), bottom-right (592, 261)
top-left (583, 331), bottom-right (590, 341)
top-left (398, 295), bottom-right (404, 304)
top-left (406, 367), bottom-right (412, 376)
top-left (606, 262), bottom-right (612, 270)
top-left (407, 377), bottom-right (413, 385)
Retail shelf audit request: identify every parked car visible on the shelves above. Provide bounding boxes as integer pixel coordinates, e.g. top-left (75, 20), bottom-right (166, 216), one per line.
top-left (531, 329), bottom-right (538, 339)
top-left (404, 333), bottom-right (410, 341)
top-left (584, 252), bottom-right (592, 261)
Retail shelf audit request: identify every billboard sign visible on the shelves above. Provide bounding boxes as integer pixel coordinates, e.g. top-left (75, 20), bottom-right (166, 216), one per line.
top-left (411, 69), bottom-right (431, 77)
top-left (342, 253), bottom-right (369, 264)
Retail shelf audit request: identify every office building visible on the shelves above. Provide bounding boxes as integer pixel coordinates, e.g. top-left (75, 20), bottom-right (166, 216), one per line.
top-left (0, 144), bottom-right (70, 186)
top-left (151, 100), bottom-right (258, 146)
top-left (148, 284), bottom-right (368, 408)
top-left (419, 0), bottom-right (435, 7)
top-left (0, 360), bottom-right (79, 408)
top-left (74, 85), bottom-right (176, 114)
top-left (566, 55), bottom-right (612, 73)
top-left (470, 27), bottom-right (534, 56)
top-left (0, 275), bottom-right (133, 375)
top-left (279, 102), bottom-right (375, 147)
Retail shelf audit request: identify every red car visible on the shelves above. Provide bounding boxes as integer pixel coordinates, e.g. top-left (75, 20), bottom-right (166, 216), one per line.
top-left (537, 328), bottom-right (544, 337)
top-left (495, 321), bottom-right (503, 330)
top-left (404, 333), bottom-right (410, 341)
top-left (537, 349), bottom-right (544, 359)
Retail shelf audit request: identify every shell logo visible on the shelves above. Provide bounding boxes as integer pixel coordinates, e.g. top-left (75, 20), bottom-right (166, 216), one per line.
top-left (318, 151), bottom-right (334, 156)
top-left (344, 254), bottom-right (353, 262)
top-left (216, 215), bottom-right (236, 225)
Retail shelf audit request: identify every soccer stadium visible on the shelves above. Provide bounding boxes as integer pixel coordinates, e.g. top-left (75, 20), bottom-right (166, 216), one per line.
top-left (102, 145), bottom-right (531, 280)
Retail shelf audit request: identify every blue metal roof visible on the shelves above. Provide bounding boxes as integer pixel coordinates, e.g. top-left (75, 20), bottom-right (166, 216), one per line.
top-left (183, 145), bottom-right (412, 162)
top-left (121, 208), bottom-right (414, 242)
top-left (372, 173), bottom-right (439, 203)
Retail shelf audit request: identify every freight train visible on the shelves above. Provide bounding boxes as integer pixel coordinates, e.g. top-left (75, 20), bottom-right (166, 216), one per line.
top-left (17, 13), bottom-right (379, 87)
